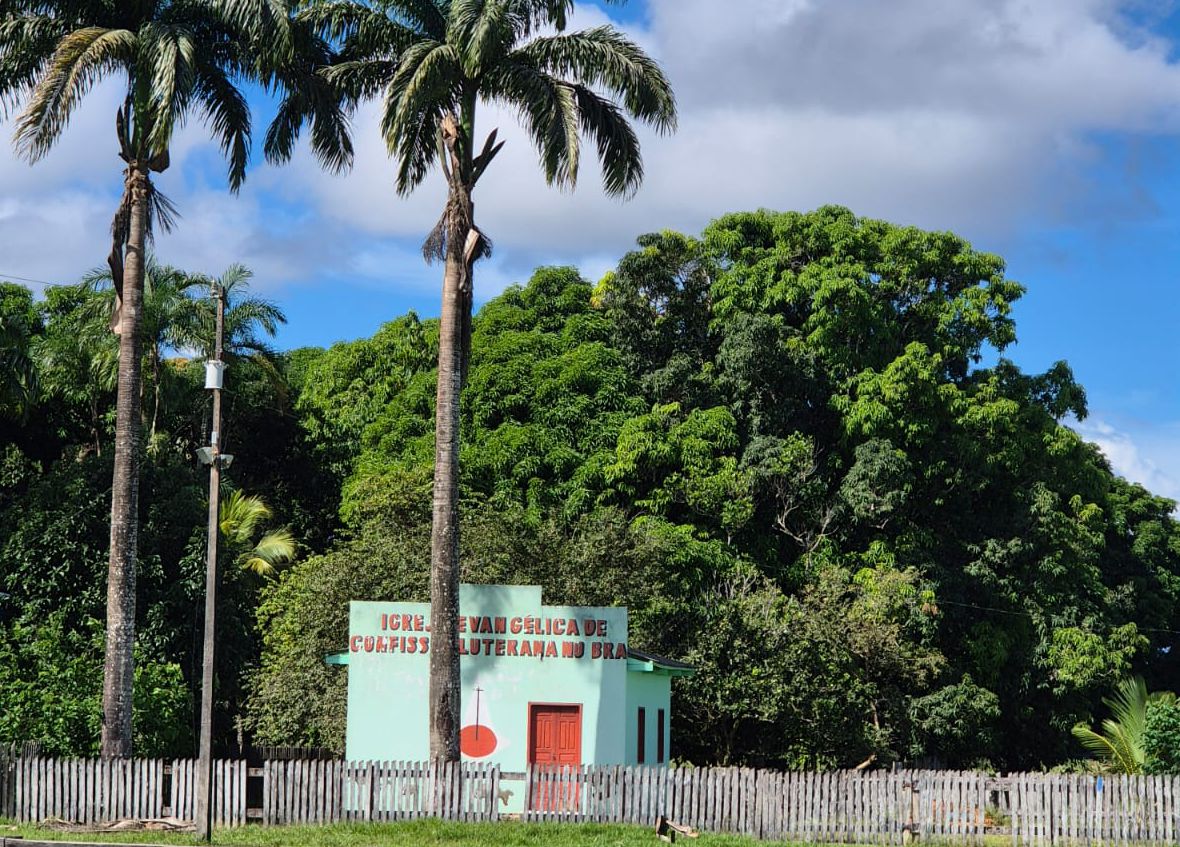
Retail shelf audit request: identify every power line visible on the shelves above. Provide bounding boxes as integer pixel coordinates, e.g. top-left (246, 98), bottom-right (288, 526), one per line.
top-left (0, 271), bottom-right (56, 287)
top-left (939, 598), bottom-right (1180, 637)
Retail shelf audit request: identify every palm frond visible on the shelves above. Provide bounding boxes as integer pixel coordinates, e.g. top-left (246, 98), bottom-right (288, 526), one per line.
top-left (299, 1), bottom-right (421, 58)
top-left (265, 71), bottom-right (354, 172)
top-left (193, 58), bottom-right (251, 190)
top-left (239, 527), bottom-right (296, 577)
top-left (142, 21), bottom-right (199, 155)
top-left (380, 40), bottom-right (458, 194)
top-left (1072, 724), bottom-right (1124, 766)
top-left (321, 58), bottom-right (397, 105)
top-left (216, 0), bottom-right (294, 63)
top-left (514, 25), bottom-right (676, 133)
top-left (219, 489), bottom-right (272, 546)
top-left (570, 82), bottom-right (640, 197)
top-left (147, 181), bottom-right (181, 233)
top-left (449, 0), bottom-right (519, 77)
top-left (15, 26), bottom-right (137, 162)
top-left (484, 59), bottom-right (580, 189)
top-left (382, 39), bottom-right (460, 147)
top-left (0, 13), bottom-right (71, 117)
top-left (1072, 676), bottom-right (1156, 774)
top-left (377, 0), bottom-right (448, 41)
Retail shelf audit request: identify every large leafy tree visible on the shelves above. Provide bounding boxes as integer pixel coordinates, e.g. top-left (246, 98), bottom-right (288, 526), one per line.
top-left (0, 0), bottom-right (273, 757)
top-left (0, 283), bottom-right (39, 418)
top-left (274, 0), bottom-right (676, 760)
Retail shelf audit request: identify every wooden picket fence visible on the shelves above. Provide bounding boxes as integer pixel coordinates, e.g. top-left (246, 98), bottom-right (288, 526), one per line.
top-left (517, 767), bottom-right (1180, 844)
top-left (0, 757), bottom-right (498, 828)
top-left (0, 758), bottom-right (248, 827)
top-left (259, 760), bottom-right (500, 824)
top-left (3, 758), bottom-right (1180, 844)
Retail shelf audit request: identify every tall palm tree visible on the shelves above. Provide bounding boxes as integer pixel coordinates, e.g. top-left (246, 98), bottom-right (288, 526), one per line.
top-left (273, 0), bottom-right (676, 761)
top-left (0, 0), bottom-right (272, 758)
top-left (1073, 676), bottom-right (1177, 774)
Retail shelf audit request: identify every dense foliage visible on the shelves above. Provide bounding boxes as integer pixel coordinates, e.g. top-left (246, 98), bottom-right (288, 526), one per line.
top-left (2, 207), bottom-right (1178, 771)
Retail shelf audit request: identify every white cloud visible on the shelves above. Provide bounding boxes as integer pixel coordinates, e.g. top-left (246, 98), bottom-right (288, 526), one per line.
top-left (1075, 418), bottom-right (1180, 503)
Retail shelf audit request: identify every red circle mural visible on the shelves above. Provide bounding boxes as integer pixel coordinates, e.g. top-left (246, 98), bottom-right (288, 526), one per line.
top-left (459, 724), bottom-right (498, 758)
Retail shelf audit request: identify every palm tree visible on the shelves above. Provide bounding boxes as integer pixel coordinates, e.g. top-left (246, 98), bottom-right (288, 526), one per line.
top-left (83, 258), bottom-right (207, 443)
top-left (272, 0), bottom-right (676, 761)
top-left (190, 264), bottom-right (286, 364)
top-left (219, 490), bottom-right (296, 578)
top-left (0, 0), bottom-right (271, 758)
top-left (1072, 676), bottom-right (1177, 774)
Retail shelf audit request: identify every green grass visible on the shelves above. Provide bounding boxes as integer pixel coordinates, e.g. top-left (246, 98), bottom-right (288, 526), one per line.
top-left (0, 819), bottom-right (787, 847)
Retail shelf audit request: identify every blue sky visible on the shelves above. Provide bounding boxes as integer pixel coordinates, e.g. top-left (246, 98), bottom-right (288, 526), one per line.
top-left (1, 0), bottom-right (1179, 501)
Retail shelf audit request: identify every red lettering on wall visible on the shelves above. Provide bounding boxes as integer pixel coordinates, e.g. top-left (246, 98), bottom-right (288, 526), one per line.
top-left (510, 617), bottom-right (522, 634)
top-left (495, 639), bottom-right (506, 656)
top-left (545, 641), bottom-right (558, 658)
top-left (363, 636), bottom-right (375, 653)
top-left (495, 616), bottom-right (507, 634)
top-left (507, 640), bottom-right (519, 656)
top-left (350, 635), bottom-right (362, 652)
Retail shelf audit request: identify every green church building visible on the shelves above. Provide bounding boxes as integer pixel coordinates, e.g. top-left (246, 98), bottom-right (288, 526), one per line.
top-left (332, 584), bottom-right (693, 778)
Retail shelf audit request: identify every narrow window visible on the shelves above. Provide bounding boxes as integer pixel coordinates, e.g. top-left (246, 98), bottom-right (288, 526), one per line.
top-left (637, 707), bottom-right (646, 764)
top-left (657, 708), bottom-right (666, 763)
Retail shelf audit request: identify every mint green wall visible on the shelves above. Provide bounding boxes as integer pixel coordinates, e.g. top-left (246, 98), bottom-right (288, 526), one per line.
top-left (345, 585), bottom-right (632, 774)
top-left (623, 670), bottom-right (672, 764)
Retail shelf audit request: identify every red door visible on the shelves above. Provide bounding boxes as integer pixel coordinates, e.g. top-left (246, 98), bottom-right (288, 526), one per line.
top-left (528, 704), bottom-right (582, 811)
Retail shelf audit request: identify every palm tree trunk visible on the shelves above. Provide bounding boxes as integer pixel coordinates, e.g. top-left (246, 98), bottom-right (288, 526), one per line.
top-left (427, 185), bottom-right (470, 763)
top-left (101, 164), bottom-right (148, 759)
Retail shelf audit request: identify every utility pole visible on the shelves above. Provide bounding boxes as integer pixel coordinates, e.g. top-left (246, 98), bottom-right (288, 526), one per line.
top-left (195, 283), bottom-right (226, 842)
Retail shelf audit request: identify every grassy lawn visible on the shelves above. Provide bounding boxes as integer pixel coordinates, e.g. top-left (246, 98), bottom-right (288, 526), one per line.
top-left (0, 819), bottom-right (787, 847)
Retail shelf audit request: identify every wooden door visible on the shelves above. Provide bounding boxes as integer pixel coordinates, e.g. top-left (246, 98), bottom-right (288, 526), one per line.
top-left (528, 704), bottom-right (582, 811)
